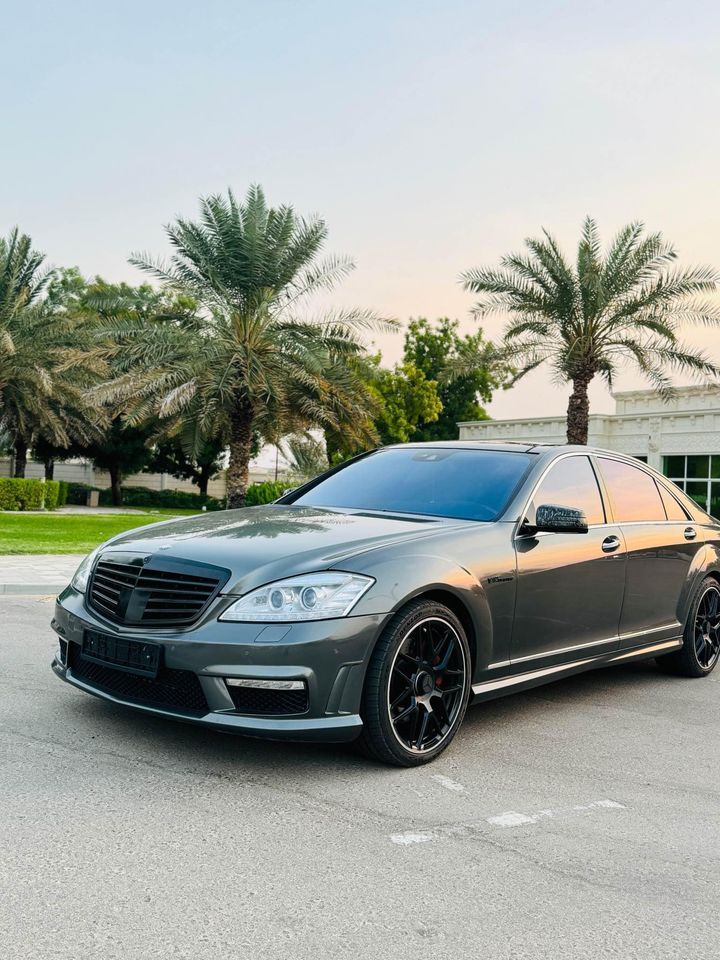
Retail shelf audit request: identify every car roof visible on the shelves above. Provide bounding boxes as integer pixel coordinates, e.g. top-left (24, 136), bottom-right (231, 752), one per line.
top-left (383, 440), bottom-right (538, 453)
top-left (381, 440), bottom-right (630, 457)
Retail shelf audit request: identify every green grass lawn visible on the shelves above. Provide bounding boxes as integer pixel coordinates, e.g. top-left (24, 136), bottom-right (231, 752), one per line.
top-left (0, 509), bottom-right (200, 554)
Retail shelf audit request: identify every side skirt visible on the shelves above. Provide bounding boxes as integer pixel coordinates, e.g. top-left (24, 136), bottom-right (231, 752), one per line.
top-left (470, 638), bottom-right (682, 704)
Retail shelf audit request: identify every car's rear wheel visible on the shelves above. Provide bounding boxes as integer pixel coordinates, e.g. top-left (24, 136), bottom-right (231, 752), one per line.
top-left (359, 599), bottom-right (472, 767)
top-left (656, 576), bottom-right (720, 677)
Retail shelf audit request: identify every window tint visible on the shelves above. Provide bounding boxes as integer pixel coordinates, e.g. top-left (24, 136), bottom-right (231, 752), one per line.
top-left (656, 482), bottom-right (689, 521)
top-left (532, 456), bottom-right (605, 525)
top-left (292, 448), bottom-right (532, 521)
top-left (598, 458), bottom-right (666, 522)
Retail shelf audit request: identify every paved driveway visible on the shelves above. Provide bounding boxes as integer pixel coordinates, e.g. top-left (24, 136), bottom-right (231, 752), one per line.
top-left (2, 596), bottom-right (719, 960)
top-left (0, 554), bottom-right (82, 594)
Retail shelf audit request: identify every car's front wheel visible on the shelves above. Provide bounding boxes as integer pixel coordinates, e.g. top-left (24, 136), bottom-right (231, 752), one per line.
top-left (359, 599), bottom-right (472, 767)
top-left (657, 576), bottom-right (720, 677)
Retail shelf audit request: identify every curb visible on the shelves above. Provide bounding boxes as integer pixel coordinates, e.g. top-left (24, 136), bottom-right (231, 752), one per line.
top-left (0, 584), bottom-right (63, 596)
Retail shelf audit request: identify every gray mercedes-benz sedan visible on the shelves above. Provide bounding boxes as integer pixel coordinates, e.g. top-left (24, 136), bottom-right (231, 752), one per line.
top-left (52, 442), bottom-right (720, 766)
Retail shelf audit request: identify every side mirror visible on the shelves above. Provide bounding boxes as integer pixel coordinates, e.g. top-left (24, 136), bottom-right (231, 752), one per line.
top-left (528, 503), bottom-right (588, 534)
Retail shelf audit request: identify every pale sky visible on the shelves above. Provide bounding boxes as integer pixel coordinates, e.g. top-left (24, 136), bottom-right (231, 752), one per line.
top-left (2, 0), bottom-right (719, 421)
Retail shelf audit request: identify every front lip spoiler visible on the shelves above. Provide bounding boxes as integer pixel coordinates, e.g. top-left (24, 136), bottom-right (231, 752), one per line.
top-left (51, 659), bottom-right (363, 744)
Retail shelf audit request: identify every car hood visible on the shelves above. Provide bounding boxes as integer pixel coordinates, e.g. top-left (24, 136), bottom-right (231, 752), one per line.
top-left (100, 505), bottom-right (468, 593)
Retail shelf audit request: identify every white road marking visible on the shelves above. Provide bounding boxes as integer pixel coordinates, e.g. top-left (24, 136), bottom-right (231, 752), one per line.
top-left (390, 798), bottom-right (626, 844)
top-left (390, 832), bottom-right (434, 845)
top-left (486, 812), bottom-right (535, 827)
top-left (430, 774), bottom-right (465, 793)
top-left (488, 798), bottom-right (625, 827)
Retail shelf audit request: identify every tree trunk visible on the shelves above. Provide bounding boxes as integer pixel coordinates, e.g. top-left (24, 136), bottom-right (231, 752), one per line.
top-left (44, 458), bottom-right (55, 481)
top-left (198, 464), bottom-right (210, 498)
top-left (226, 395), bottom-right (254, 509)
top-left (13, 437), bottom-right (27, 478)
top-left (565, 373), bottom-right (594, 445)
top-left (109, 463), bottom-right (123, 506)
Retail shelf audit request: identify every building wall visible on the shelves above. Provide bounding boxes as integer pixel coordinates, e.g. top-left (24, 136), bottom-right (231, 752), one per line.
top-left (458, 384), bottom-right (720, 474)
top-left (0, 460), bottom-right (279, 498)
top-left (458, 384), bottom-right (720, 514)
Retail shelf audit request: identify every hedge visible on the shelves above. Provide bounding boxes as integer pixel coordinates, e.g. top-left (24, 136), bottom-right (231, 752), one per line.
top-left (66, 482), bottom-right (102, 505)
top-left (57, 480), bottom-right (69, 507)
top-left (43, 480), bottom-right (61, 511)
top-left (106, 485), bottom-right (224, 511)
top-left (0, 477), bottom-right (59, 511)
top-left (243, 480), bottom-right (289, 506)
top-left (56, 479), bottom-right (291, 511)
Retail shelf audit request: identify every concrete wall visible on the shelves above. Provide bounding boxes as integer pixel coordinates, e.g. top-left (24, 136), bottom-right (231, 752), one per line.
top-left (0, 459), bottom-right (280, 499)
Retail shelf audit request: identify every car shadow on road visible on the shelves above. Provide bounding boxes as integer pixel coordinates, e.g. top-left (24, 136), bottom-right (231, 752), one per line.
top-left (62, 658), bottom-right (680, 781)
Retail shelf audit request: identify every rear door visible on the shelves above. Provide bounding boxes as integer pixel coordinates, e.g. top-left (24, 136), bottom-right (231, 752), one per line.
top-left (511, 454), bottom-right (626, 663)
top-left (595, 457), bottom-right (703, 647)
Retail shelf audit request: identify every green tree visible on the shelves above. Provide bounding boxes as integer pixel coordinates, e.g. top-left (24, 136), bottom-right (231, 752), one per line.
top-left (57, 274), bottom-right (182, 503)
top-left (281, 432), bottom-right (329, 482)
top-left (146, 435), bottom-right (225, 497)
top-left (462, 218), bottom-right (720, 444)
top-left (323, 354), bottom-right (442, 461)
top-left (84, 420), bottom-right (154, 506)
top-left (0, 232), bottom-right (103, 476)
top-left (371, 359), bottom-right (442, 446)
top-left (403, 318), bottom-right (506, 441)
top-left (99, 185), bottom-right (387, 508)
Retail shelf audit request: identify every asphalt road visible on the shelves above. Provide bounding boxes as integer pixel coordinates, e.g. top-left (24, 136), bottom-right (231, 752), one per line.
top-left (2, 596), bottom-right (719, 960)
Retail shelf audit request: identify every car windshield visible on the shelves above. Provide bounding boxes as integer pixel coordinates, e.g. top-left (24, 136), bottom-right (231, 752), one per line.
top-left (290, 447), bottom-right (533, 521)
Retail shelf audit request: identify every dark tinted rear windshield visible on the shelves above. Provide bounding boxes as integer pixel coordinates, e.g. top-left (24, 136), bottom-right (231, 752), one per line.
top-left (291, 448), bottom-right (532, 521)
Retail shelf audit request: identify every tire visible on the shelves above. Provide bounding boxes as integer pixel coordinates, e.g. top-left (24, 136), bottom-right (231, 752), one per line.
top-left (656, 576), bottom-right (720, 678)
top-left (358, 599), bottom-right (472, 767)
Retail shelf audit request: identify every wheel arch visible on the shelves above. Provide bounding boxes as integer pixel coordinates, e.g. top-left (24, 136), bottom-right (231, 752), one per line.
top-left (348, 553), bottom-right (499, 681)
top-left (409, 588), bottom-right (479, 670)
top-left (678, 545), bottom-right (720, 625)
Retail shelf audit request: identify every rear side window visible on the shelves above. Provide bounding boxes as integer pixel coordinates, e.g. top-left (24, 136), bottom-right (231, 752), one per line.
top-left (657, 482), bottom-right (690, 521)
top-left (598, 458), bottom-right (666, 522)
top-left (532, 456), bottom-right (605, 525)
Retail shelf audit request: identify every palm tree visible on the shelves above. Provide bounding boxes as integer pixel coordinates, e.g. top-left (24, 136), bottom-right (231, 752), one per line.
top-left (0, 229), bottom-right (104, 475)
top-left (98, 186), bottom-right (389, 508)
top-left (461, 218), bottom-right (720, 443)
top-left (282, 432), bottom-right (329, 482)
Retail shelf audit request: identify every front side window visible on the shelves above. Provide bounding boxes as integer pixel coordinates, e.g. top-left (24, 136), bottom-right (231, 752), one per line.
top-left (290, 447), bottom-right (533, 521)
top-left (531, 456), bottom-right (605, 525)
top-left (598, 458), bottom-right (666, 522)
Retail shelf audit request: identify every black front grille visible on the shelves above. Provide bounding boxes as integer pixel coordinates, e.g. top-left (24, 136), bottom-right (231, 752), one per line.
top-left (68, 642), bottom-right (208, 714)
top-left (88, 553), bottom-right (228, 627)
top-left (227, 684), bottom-right (309, 716)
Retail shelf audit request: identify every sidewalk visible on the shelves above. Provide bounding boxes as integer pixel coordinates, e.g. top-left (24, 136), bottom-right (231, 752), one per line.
top-left (20, 506), bottom-right (148, 515)
top-left (0, 554), bottom-right (83, 595)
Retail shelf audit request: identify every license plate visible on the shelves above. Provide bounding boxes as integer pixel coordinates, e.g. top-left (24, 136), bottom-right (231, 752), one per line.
top-left (82, 630), bottom-right (161, 677)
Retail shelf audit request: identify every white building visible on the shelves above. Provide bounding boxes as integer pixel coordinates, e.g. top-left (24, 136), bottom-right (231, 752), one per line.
top-left (458, 384), bottom-right (720, 516)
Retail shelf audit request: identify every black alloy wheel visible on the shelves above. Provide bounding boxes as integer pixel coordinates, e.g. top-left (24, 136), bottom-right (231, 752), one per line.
top-left (359, 599), bottom-right (471, 766)
top-left (657, 576), bottom-right (720, 678)
top-left (694, 583), bottom-right (720, 670)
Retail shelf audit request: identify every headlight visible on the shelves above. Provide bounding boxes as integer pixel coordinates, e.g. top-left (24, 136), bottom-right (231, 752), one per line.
top-left (70, 550), bottom-right (98, 593)
top-left (219, 572), bottom-right (374, 622)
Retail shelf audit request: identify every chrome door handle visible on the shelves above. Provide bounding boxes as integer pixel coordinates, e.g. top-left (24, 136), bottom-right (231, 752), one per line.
top-left (684, 527), bottom-right (697, 541)
top-left (601, 535), bottom-right (621, 553)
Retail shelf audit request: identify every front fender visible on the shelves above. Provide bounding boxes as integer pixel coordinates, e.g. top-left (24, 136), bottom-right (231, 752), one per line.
top-left (342, 552), bottom-right (497, 680)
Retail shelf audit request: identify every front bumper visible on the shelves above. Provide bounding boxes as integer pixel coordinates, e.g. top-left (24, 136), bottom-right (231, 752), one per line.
top-left (51, 588), bottom-right (386, 743)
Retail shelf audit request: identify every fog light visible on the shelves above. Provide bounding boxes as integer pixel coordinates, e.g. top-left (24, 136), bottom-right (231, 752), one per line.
top-left (225, 678), bottom-right (305, 691)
